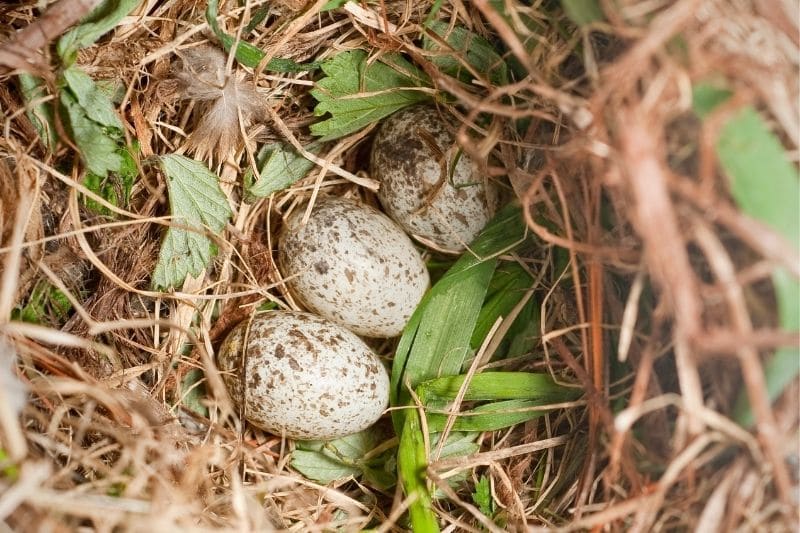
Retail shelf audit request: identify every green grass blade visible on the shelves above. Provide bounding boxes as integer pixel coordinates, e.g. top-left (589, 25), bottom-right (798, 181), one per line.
top-left (425, 399), bottom-right (554, 432)
top-left (390, 204), bottom-right (528, 427)
top-left (205, 0), bottom-right (320, 72)
top-left (417, 372), bottom-right (577, 402)
top-left (470, 262), bottom-right (533, 350)
top-left (57, 0), bottom-right (141, 64)
top-left (398, 410), bottom-right (439, 532)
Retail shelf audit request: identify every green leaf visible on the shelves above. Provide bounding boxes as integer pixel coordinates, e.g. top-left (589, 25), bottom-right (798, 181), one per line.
top-left (205, 0), bottom-right (320, 73)
top-left (398, 411), bottom-right (439, 531)
top-left (247, 142), bottom-right (320, 198)
top-left (0, 449), bottom-right (19, 481)
top-left (691, 83), bottom-right (733, 118)
top-left (321, 0), bottom-right (351, 11)
top-left (310, 50), bottom-right (432, 140)
top-left (429, 432), bottom-right (478, 499)
top-left (426, 399), bottom-right (553, 432)
top-left (18, 73), bottom-right (57, 151)
top-left (423, 21), bottom-right (509, 86)
top-left (83, 142), bottom-right (138, 215)
top-left (709, 105), bottom-right (800, 425)
top-left (435, 431), bottom-right (479, 458)
top-left (419, 372), bottom-right (578, 432)
top-left (60, 91), bottom-right (122, 177)
top-left (12, 280), bottom-right (72, 325)
top-left (152, 155), bottom-right (233, 289)
top-left (418, 372), bottom-right (576, 402)
top-left (291, 450), bottom-right (362, 484)
top-left (717, 108), bottom-right (800, 246)
top-left (472, 476), bottom-right (493, 517)
top-left (57, 0), bottom-right (141, 64)
top-left (561, 0), bottom-right (604, 26)
top-left (292, 428), bottom-right (395, 486)
top-left (470, 262), bottom-right (533, 350)
top-left (62, 67), bottom-right (123, 129)
top-left (180, 369), bottom-right (208, 417)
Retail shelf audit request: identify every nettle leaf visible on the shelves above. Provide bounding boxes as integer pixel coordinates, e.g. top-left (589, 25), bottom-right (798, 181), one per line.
top-left (291, 450), bottom-right (362, 485)
top-left (247, 142), bottom-right (319, 198)
top-left (291, 428), bottom-right (394, 486)
top-left (63, 67), bottom-right (123, 129)
top-left (83, 142), bottom-right (138, 215)
top-left (60, 91), bottom-right (122, 177)
top-left (152, 155), bottom-right (232, 290)
top-left (472, 476), bottom-right (493, 517)
top-left (310, 50), bottom-right (431, 140)
top-left (60, 65), bottom-right (127, 178)
top-left (423, 21), bottom-right (509, 86)
top-left (57, 0), bottom-right (141, 64)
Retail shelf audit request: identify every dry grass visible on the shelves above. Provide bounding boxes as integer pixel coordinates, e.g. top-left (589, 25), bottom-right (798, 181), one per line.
top-left (0, 0), bottom-right (797, 530)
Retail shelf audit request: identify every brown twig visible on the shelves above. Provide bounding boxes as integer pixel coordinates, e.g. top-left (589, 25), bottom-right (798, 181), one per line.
top-left (0, 0), bottom-right (103, 76)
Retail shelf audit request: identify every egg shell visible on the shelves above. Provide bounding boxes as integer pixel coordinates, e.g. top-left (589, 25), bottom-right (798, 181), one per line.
top-left (370, 105), bottom-right (499, 251)
top-left (279, 197), bottom-right (429, 338)
top-left (217, 311), bottom-right (390, 441)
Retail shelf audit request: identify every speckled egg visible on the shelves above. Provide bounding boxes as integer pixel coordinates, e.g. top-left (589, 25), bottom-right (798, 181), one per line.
top-left (370, 105), bottom-right (499, 251)
top-left (217, 311), bottom-right (390, 441)
top-left (279, 197), bottom-right (429, 338)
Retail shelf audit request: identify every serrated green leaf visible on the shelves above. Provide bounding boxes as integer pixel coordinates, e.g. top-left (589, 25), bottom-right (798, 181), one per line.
top-left (423, 21), bottom-right (509, 86)
top-left (60, 91), bottom-right (122, 177)
top-left (310, 50), bottom-right (432, 141)
top-left (83, 142), bottom-right (138, 215)
top-left (472, 476), bottom-right (493, 517)
top-left (205, 0), bottom-right (321, 72)
top-left (291, 450), bottom-right (362, 484)
top-left (63, 67), bottom-right (123, 129)
top-left (18, 73), bottom-right (57, 151)
top-left (321, 0), bottom-right (350, 11)
top-left (152, 155), bottom-right (232, 289)
top-left (57, 0), bottom-right (141, 64)
top-left (291, 428), bottom-right (390, 485)
top-left (12, 280), bottom-right (72, 325)
top-left (247, 142), bottom-right (319, 198)
top-left (298, 427), bottom-right (378, 459)
top-left (430, 432), bottom-right (477, 500)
